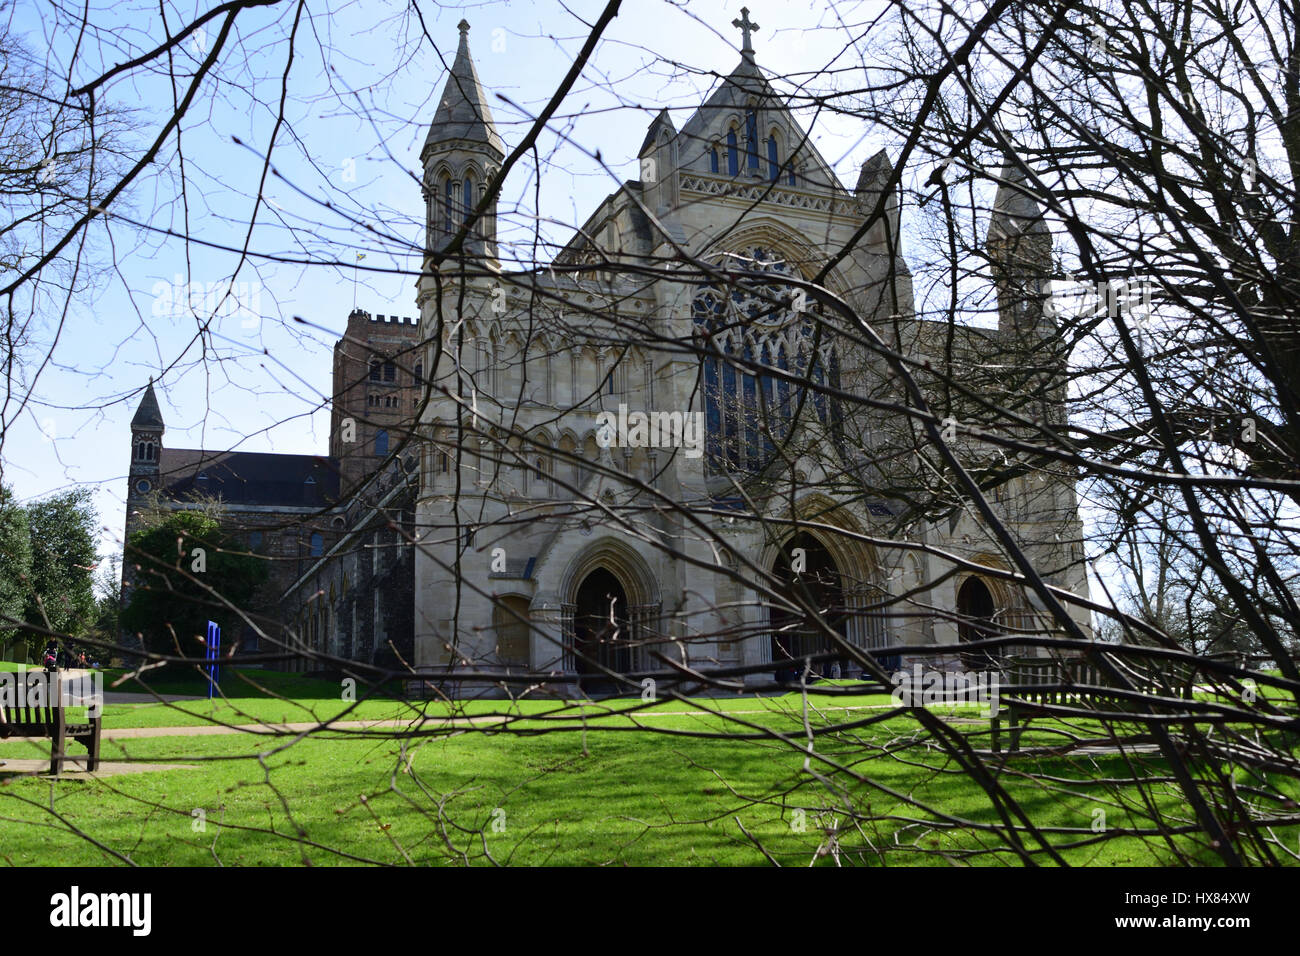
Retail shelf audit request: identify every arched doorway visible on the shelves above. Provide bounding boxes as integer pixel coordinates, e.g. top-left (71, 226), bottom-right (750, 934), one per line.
top-left (769, 532), bottom-right (847, 682)
top-left (956, 576), bottom-right (998, 668)
top-left (492, 595), bottom-right (531, 669)
top-left (573, 568), bottom-right (631, 692)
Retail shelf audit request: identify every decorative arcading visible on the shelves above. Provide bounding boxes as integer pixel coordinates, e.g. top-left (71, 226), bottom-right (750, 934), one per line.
top-left (680, 174), bottom-right (855, 217)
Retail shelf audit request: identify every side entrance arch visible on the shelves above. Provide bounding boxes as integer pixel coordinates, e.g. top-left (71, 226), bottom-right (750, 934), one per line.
top-left (572, 568), bottom-right (632, 686)
top-left (558, 539), bottom-right (661, 697)
top-left (769, 532), bottom-right (848, 681)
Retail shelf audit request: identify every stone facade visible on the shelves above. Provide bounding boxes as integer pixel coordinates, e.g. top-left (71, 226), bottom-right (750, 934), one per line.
top-left (281, 463), bottom-right (418, 675)
top-left (405, 21), bottom-right (1091, 694)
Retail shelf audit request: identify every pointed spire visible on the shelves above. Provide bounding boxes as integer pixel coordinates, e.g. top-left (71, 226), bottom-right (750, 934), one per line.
top-left (638, 109), bottom-right (677, 158)
top-left (422, 20), bottom-right (504, 161)
top-left (130, 379), bottom-right (164, 430)
top-left (855, 149), bottom-right (901, 249)
top-left (988, 161), bottom-right (1049, 243)
top-left (855, 148), bottom-right (892, 196)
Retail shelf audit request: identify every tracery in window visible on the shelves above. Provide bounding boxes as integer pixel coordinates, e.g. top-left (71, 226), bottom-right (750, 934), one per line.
top-left (693, 247), bottom-right (841, 475)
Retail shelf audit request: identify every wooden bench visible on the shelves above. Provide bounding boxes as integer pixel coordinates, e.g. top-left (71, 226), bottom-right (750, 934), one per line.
top-left (990, 654), bottom-right (1196, 754)
top-left (0, 669), bottom-right (101, 774)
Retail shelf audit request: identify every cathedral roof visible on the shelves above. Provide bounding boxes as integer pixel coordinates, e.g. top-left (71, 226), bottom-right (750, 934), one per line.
top-left (130, 381), bottom-right (165, 430)
top-left (422, 20), bottom-right (505, 160)
top-left (158, 448), bottom-right (340, 509)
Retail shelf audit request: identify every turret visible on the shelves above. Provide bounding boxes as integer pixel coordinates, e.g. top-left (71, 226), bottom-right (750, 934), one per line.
top-left (128, 379), bottom-right (164, 501)
top-left (421, 20), bottom-right (504, 267)
top-left (988, 159), bottom-right (1067, 431)
top-left (855, 148), bottom-right (902, 254)
top-left (987, 160), bottom-right (1053, 337)
top-left (122, 379), bottom-right (165, 634)
top-left (638, 109), bottom-right (679, 216)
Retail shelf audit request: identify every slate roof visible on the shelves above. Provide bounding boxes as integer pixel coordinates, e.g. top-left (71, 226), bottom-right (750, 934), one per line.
top-left (158, 448), bottom-right (340, 508)
top-left (130, 383), bottom-right (165, 430)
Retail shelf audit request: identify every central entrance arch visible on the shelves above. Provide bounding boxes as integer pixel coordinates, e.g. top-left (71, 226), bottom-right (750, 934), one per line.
top-left (573, 568), bottom-right (631, 688)
top-left (769, 532), bottom-right (848, 681)
top-left (956, 575), bottom-right (998, 668)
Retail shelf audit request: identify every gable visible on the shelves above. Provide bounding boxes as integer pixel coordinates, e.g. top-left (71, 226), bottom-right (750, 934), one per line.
top-left (675, 59), bottom-right (843, 192)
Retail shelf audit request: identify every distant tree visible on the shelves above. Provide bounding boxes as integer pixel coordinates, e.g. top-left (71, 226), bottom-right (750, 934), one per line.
top-left (0, 483), bottom-right (31, 651)
top-left (120, 510), bottom-right (267, 660)
top-left (84, 553), bottom-right (121, 653)
top-left (22, 487), bottom-right (97, 643)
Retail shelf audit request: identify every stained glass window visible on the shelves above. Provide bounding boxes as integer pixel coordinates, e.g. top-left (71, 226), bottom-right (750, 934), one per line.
top-left (693, 248), bottom-right (841, 476)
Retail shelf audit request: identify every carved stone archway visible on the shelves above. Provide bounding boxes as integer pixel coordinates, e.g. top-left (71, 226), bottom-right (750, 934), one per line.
top-left (558, 538), bottom-right (661, 692)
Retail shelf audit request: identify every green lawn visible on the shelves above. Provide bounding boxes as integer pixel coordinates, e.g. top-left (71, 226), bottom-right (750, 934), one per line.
top-left (2, 672), bottom-right (1295, 865)
top-left (0, 719), bottom-right (1221, 866)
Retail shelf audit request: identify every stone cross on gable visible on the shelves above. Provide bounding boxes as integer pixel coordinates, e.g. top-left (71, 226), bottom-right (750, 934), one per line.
top-left (732, 7), bottom-right (760, 61)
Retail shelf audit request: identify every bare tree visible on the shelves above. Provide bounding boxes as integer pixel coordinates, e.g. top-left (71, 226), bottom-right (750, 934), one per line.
top-left (0, 0), bottom-right (1297, 870)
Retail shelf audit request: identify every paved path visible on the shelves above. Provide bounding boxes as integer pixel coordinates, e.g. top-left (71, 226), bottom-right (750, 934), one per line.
top-left (0, 758), bottom-right (194, 778)
top-left (1, 717), bottom-right (508, 744)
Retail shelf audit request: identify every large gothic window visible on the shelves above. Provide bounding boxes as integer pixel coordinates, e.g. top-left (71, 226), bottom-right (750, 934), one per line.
top-left (694, 248), bottom-right (842, 476)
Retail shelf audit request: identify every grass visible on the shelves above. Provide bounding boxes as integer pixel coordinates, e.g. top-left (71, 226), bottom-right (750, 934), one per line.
top-left (0, 668), bottom-right (1295, 865)
top-left (99, 664), bottom-right (363, 699)
top-left (0, 717), bottom-right (1235, 866)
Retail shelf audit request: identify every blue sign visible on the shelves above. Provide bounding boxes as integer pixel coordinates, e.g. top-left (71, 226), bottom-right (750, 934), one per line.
top-left (205, 621), bottom-right (221, 699)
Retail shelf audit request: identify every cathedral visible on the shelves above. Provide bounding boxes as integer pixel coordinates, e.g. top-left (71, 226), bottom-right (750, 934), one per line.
top-left (125, 13), bottom-right (1090, 693)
